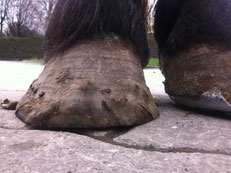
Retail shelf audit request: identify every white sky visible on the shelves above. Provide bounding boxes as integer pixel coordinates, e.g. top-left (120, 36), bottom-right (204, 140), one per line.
top-left (149, 0), bottom-right (156, 5)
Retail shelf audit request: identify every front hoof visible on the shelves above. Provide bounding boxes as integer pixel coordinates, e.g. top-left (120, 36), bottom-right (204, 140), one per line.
top-left (16, 38), bottom-right (159, 129)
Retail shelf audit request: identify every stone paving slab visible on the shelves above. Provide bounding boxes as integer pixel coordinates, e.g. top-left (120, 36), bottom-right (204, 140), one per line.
top-left (1, 128), bottom-right (231, 173)
top-left (1, 61), bottom-right (231, 172)
top-left (0, 109), bottom-right (27, 130)
top-left (114, 103), bottom-right (231, 155)
top-left (0, 90), bottom-right (25, 103)
top-left (0, 61), bottom-right (43, 91)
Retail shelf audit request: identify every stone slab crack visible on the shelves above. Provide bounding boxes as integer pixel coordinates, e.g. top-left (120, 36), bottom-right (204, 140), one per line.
top-left (81, 133), bottom-right (231, 157)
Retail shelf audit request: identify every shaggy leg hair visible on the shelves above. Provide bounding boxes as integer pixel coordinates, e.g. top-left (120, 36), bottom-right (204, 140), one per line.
top-left (154, 0), bottom-right (231, 55)
top-left (44, 0), bottom-right (150, 67)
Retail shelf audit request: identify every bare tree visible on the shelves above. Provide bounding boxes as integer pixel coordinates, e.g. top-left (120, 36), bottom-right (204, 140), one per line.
top-left (7, 0), bottom-right (57, 36)
top-left (0, 0), bottom-right (11, 35)
top-left (7, 0), bottom-right (42, 37)
top-left (38, 0), bottom-right (56, 30)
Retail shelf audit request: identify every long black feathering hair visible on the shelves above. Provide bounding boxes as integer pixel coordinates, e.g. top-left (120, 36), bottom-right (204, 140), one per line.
top-left (154, 0), bottom-right (231, 55)
top-left (44, 0), bottom-right (150, 67)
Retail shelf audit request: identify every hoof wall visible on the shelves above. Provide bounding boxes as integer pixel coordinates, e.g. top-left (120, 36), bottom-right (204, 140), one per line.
top-left (171, 90), bottom-right (231, 113)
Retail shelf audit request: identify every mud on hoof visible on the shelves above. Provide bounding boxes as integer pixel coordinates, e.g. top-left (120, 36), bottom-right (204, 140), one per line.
top-left (160, 44), bottom-right (231, 113)
top-left (15, 39), bottom-right (159, 129)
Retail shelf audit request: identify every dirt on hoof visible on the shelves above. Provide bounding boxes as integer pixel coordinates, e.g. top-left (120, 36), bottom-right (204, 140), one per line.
top-left (1, 99), bottom-right (18, 110)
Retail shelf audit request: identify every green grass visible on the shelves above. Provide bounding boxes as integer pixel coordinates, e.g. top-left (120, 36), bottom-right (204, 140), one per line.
top-left (24, 58), bottom-right (159, 66)
top-left (148, 58), bottom-right (159, 67)
top-left (24, 58), bottom-right (44, 63)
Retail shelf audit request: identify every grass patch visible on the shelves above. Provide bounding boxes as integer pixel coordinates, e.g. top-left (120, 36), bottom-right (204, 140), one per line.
top-left (24, 58), bottom-right (158, 66)
top-left (24, 58), bottom-right (44, 63)
top-left (148, 58), bottom-right (159, 67)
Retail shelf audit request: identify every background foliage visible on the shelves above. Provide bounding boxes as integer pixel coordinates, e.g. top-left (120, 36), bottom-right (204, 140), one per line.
top-left (0, 36), bottom-right (43, 60)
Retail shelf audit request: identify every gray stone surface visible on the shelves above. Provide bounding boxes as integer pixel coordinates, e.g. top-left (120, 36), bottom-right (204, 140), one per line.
top-left (0, 109), bottom-right (27, 129)
top-left (114, 103), bottom-right (231, 154)
top-left (0, 90), bottom-right (25, 103)
top-left (1, 61), bottom-right (231, 172)
top-left (1, 129), bottom-right (231, 173)
top-left (0, 61), bottom-right (43, 91)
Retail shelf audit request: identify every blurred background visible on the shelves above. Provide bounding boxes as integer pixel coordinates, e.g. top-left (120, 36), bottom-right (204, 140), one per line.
top-left (0, 0), bottom-right (158, 66)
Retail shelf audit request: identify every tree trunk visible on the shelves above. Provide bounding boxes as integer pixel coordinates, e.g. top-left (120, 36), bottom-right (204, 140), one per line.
top-left (160, 44), bottom-right (231, 113)
top-left (16, 37), bottom-right (159, 129)
top-left (0, 16), bottom-right (4, 35)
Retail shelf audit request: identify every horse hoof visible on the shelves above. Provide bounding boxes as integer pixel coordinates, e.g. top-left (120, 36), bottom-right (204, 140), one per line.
top-left (160, 44), bottom-right (231, 113)
top-left (16, 38), bottom-right (159, 129)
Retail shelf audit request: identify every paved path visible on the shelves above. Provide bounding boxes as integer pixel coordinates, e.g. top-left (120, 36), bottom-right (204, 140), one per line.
top-left (0, 61), bottom-right (44, 91)
top-left (0, 61), bottom-right (231, 173)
